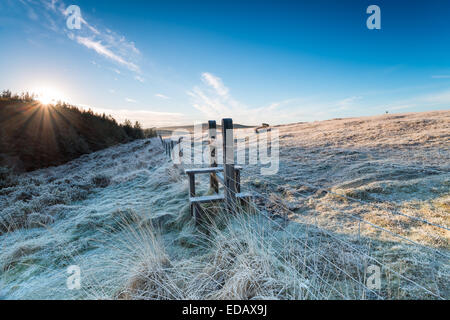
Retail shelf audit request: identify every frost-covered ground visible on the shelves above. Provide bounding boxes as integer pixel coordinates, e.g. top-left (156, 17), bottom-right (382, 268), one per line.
top-left (0, 138), bottom-right (190, 298)
top-left (0, 110), bottom-right (449, 299)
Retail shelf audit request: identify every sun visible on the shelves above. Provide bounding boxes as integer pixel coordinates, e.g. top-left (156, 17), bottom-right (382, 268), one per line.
top-left (34, 87), bottom-right (66, 105)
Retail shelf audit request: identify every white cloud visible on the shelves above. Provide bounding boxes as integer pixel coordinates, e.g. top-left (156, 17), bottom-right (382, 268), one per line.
top-left (201, 72), bottom-right (229, 97)
top-left (155, 93), bottom-right (170, 99)
top-left (188, 72), bottom-right (313, 124)
top-left (18, 0), bottom-right (142, 74)
top-left (125, 98), bottom-right (137, 103)
top-left (332, 96), bottom-right (362, 111)
top-left (76, 36), bottom-right (140, 72)
top-left (188, 73), bottom-right (374, 125)
top-left (135, 75), bottom-right (145, 83)
top-left (431, 75), bottom-right (450, 79)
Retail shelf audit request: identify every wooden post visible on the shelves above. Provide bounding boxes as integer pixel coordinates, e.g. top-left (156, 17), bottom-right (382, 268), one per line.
top-left (168, 140), bottom-right (172, 158)
top-left (235, 168), bottom-right (241, 193)
top-left (208, 120), bottom-right (218, 193)
top-left (222, 118), bottom-right (236, 212)
top-left (188, 173), bottom-right (196, 217)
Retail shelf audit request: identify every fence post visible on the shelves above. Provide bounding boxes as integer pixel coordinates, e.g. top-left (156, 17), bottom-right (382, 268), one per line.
top-left (208, 120), bottom-right (219, 193)
top-left (222, 118), bottom-right (236, 212)
top-left (168, 140), bottom-right (172, 158)
top-left (188, 172), bottom-right (196, 217)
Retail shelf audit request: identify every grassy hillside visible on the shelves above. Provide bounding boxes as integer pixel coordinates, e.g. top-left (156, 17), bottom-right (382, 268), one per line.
top-left (0, 91), bottom-right (149, 172)
top-left (0, 110), bottom-right (447, 299)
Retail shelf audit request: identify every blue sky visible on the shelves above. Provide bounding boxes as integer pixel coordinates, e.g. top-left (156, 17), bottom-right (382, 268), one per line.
top-left (0, 0), bottom-right (449, 127)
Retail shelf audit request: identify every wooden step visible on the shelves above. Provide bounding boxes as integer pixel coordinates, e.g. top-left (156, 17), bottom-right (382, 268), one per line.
top-left (185, 165), bottom-right (243, 175)
top-left (185, 167), bottom-right (223, 175)
top-left (189, 194), bottom-right (225, 204)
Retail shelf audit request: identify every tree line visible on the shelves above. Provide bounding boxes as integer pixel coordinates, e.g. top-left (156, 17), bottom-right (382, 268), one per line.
top-left (0, 90), bottom-right (156, 171)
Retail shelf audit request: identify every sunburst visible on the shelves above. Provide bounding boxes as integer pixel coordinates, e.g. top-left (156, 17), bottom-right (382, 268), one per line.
top-left (34, 87), bottom-right (66, 105)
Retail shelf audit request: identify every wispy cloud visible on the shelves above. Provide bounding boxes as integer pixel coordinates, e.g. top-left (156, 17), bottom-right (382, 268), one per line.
top-left (125, 98), bottom-right (137, 103)
top-left (187, 72), bottom-right (245, 119)
top-left (375, 89), bottom-right (450, 112)
top-left (135, 75), bottom-right (145, 83)
top-left (17, 0), bottom-right (142, 74)
top-left (187, 72), bottom-right (329, 124)
top-left (155, 93), bottom-right (170, 99)
top-left (201, 72), bottom-right (229, 96)
top-left (431, 75), bottom-right (450, 79)
top-left (332, 96), bottom-right (362, 111)
top-left (76, 36), bottom-right (139, 72)
top-left (187, 72), bottom-right (449, 125)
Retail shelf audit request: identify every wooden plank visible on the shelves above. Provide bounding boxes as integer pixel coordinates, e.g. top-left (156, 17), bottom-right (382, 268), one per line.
top-left (188, 174), bottom-right (195, 216)
top-left (235, 168), bottom-right (241, 193)
top-left (188, 174), bottom-right (195, 197)
top-left (190, 194), bottom-right (225, 203)
top-left (185, 167), bottom-right (224, 174)
top-left (208, 120), bottom-right (218, 193)
top-left (222, 118), bottom-right (236, 212)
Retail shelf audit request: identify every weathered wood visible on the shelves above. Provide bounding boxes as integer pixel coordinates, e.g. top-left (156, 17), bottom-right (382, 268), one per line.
top-left (184, 166), bottom-right (241, 175)
top-left (208, 120), bottom-right (218, 193)
top-left (222, 118), bottom-right (236, 212)
top-left (185, 167), bottom-right (224, 174)
top-left (168, 141), bottom-right (171, 157)
top-left (188, 173), bottom-right (196, 216)
top-left (235, 168), bottom-right (241, 193)
top-left (190, 194), bottom-right (224, 204)
top-left (183, 119), bottom-right (252, 222)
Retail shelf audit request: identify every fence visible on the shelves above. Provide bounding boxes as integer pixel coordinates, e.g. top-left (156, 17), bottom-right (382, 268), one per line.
top-left (160, 119), bottom-right (252, 221)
